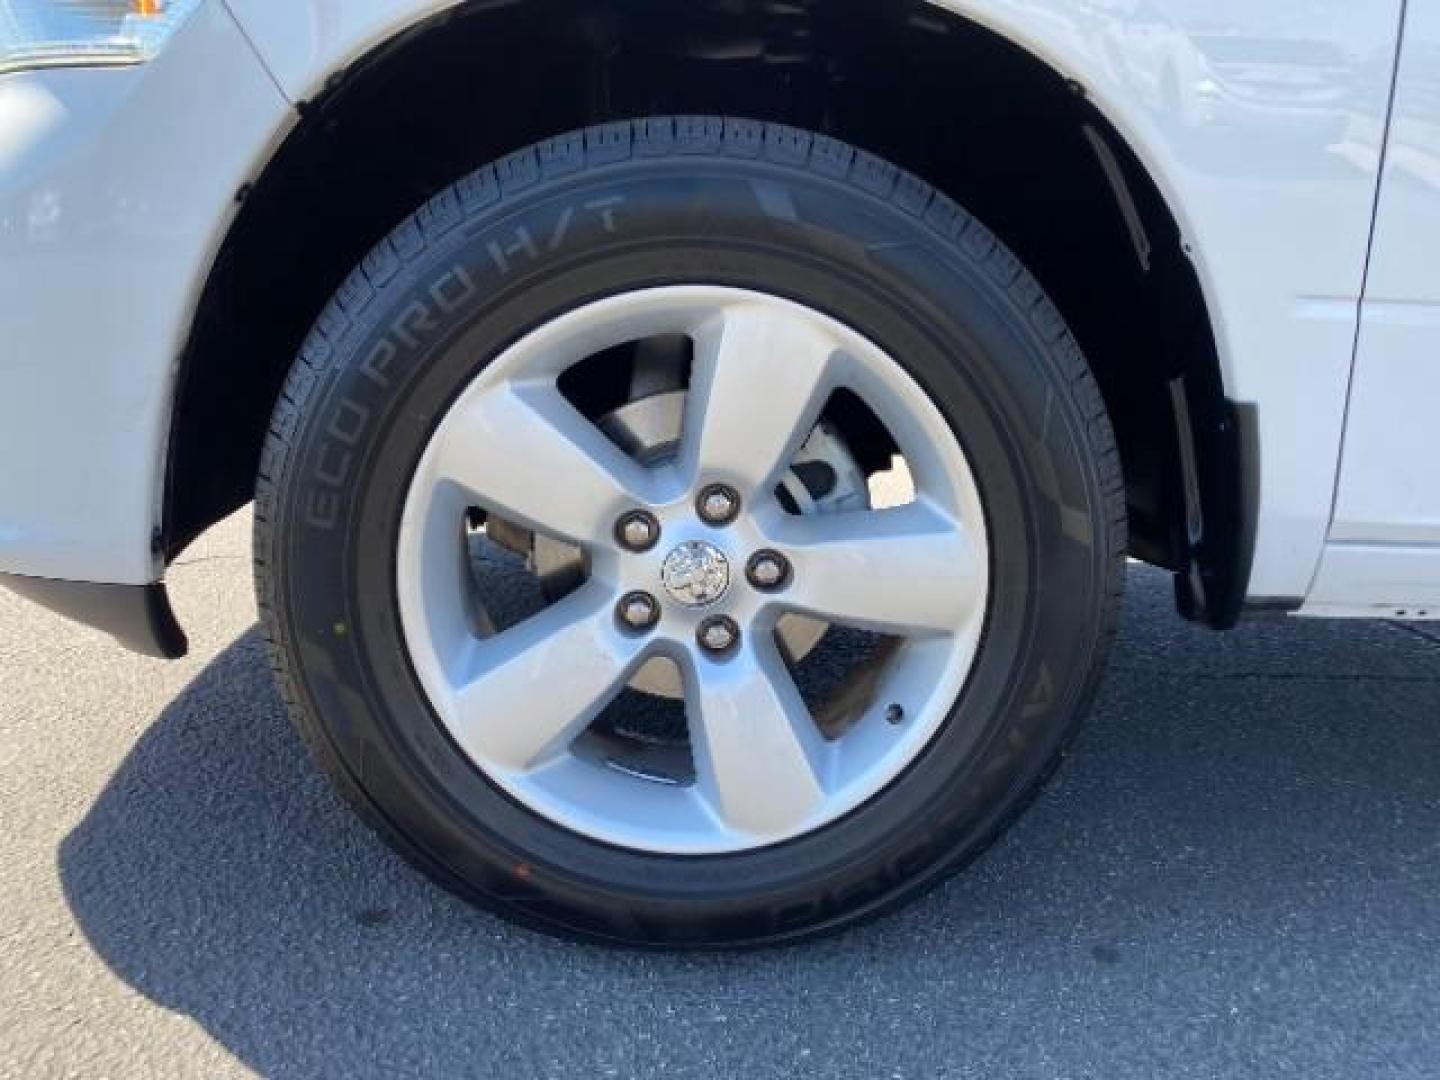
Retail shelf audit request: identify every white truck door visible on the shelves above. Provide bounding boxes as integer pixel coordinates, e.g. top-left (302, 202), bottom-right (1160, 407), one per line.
top-left (1307, 0), bottom-right (1440, 617)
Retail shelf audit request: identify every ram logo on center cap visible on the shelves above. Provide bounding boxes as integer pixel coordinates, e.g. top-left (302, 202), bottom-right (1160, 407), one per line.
top-left (660, 541), bottom-right (731, 607)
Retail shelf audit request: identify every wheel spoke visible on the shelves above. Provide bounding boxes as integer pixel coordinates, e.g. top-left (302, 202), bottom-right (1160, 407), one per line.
top-left (767, 502), bottom-right (984, 637)
top-left (683, 638), bottom-right (828, 837)
top-left (683, 302), bottom-right (837, 495)
top-left (431, 381), bottom-right (653, 542)
top-left (448, 588), bottom-right (639, 772)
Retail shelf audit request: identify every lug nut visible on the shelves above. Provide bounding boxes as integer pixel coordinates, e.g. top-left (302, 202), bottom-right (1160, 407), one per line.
top-left (617, 591), bottom-right (661, 632)
top-left (615, 509), bottom-right (660, 552)
top-left (696, 615), bottom-right (740, 655)
top-left (696, 484), bottom-right (740, 526)
top-left (746, 549), bottom-right (790, 591)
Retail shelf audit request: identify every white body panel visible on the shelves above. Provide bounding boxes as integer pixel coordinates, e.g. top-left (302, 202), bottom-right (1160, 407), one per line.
top-left (1304, 545), bottom-right (1440, 620)
top-left (222, 0), bottom-right (464, 100)
top-left (0, 2), bottom-right (288, 583)
top-left (1329, 305), bottom-right (1440, 545)
top-left (935, 2), bottom-right (1402, 602)
top-left (0, 0), bottom-right (1434, 618)
top-left (1307, 0), bottom-right (1440, 616)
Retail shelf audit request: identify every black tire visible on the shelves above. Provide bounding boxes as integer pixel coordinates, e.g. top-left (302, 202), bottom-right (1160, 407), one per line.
top-left (255, 117), bottom-right (1125, 947)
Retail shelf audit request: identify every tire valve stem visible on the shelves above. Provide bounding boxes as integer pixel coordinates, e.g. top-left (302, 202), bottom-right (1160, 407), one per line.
top-left (885, 703), bottom-right (905, 726)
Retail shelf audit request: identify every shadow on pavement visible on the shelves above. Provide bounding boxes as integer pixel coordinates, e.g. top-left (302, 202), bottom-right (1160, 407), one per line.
top-left (58, 569), bottom-right (1440, 1078)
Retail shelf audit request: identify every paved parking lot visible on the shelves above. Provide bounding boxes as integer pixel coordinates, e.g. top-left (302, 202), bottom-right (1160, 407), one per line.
top-left (3, 509), bottom-right (1440, 1078)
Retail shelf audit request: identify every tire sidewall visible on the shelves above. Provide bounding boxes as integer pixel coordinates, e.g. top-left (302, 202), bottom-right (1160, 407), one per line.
top-left (269, 151), bottom-right (1114, 943)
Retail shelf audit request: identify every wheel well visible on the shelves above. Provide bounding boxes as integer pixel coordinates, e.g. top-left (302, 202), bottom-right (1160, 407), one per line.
top-left (165, 0), bottom-right (1249, 625)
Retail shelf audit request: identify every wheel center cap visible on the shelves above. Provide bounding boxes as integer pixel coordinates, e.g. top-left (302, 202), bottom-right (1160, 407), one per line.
top-left (660, 541), bottom-right (731, 608)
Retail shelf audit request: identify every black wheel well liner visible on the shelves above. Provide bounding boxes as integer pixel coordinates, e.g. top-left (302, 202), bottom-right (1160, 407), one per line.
top-left (164, 0), bottom-right (1252, 627)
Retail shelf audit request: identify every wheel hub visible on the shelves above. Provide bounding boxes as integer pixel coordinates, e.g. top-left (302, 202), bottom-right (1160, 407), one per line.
top-left (660, 540), bottom-right (731, 607)
top-left (547, 388), bottom-right (871, 699)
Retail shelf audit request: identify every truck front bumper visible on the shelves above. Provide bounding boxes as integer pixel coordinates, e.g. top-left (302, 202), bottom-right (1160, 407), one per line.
top-left (0, 3), bottom-right (287, 652)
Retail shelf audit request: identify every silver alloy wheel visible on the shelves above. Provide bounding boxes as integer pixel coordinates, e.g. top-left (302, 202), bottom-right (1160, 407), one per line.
top-left (396, 286), bottom-right (989, 854)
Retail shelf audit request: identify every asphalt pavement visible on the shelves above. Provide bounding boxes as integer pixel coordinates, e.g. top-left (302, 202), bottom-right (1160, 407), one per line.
top-left (3, 509), bottom-right (1440, 1078)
